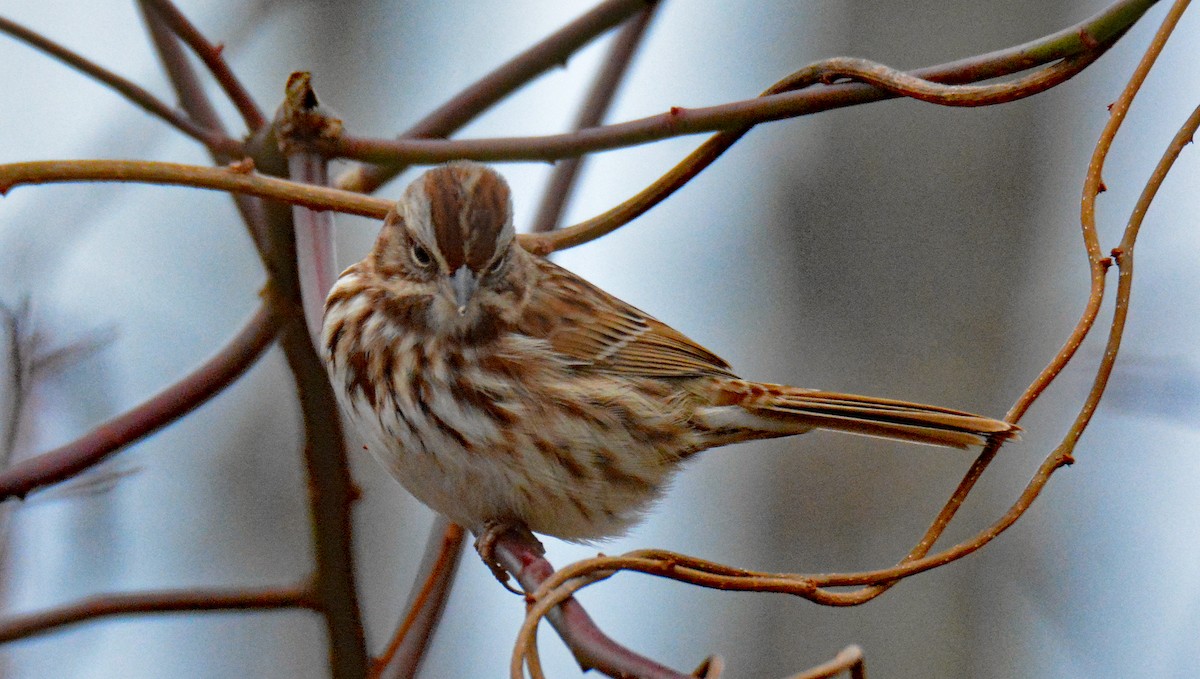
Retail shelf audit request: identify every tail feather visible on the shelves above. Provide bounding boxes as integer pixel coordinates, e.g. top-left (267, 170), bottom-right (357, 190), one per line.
top-left (698, 381), bottom-right (1018, 449)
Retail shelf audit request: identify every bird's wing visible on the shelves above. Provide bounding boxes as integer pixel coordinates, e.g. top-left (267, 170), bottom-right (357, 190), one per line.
top-left (518, 258), bottom-right (735, 378)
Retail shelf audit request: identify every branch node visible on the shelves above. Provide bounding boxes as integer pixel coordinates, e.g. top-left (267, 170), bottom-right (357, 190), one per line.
top-left (227, 158), bottom-right (256, 174)
top-left (276, 72), bottom-right (344, 156)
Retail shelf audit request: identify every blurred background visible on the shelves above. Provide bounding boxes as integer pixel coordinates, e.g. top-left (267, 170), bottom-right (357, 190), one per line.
top-left (1, 1), bottom-right (1198, 677)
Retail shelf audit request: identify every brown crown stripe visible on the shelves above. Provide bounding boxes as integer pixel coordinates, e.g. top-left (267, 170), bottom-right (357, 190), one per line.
top-left (462, 168), bottom-right (508, 270)
top-left (423, 164), bottom-right (509, 272)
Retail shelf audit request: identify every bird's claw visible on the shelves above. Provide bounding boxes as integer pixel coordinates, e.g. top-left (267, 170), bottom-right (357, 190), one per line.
top-left (474, 521), bottom-right (540, 595)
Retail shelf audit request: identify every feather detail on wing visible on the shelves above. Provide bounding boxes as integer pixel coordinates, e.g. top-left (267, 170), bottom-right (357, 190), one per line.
top-left (519, 258), bottom-right (735, 378)
top-left (699, 381), bottom-right (1018, 449)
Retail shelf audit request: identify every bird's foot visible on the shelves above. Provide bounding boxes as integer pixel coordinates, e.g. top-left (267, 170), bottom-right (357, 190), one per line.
top-left (474, 520), bottom-right (541, 595)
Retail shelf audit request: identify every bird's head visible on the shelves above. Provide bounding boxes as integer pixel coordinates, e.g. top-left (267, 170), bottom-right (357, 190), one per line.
top-left (368, 161), bottom-right (529, 341)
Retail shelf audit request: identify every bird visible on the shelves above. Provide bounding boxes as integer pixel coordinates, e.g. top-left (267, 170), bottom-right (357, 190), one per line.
top-left (321, 161), bottom-right (1017, 562)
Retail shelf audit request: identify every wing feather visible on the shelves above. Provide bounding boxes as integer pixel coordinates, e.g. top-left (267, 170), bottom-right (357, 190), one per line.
top-left (520, 259), bottom-right (734, 378)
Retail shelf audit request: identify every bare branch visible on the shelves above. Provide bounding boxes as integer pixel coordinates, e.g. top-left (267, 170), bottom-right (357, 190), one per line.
top-left (0, 585), bottom-right (315, 644)
top-left (321, 0), bottom-right (1156, 168)
top-left (1045, 0), bottom-right (1195, 449)
top-left (494, 530), bottom-right (692, 679)
top-left (530, 3), bottom-right (659, 233)
top-left (0, 305), bottom-right (276, 501)
top-left (0, 159), bottom-right (393, 220)
top-left (257, 115), bottom-right (372, 679)
top-left (336, 0), bottom-right (659, 193)
top-left (512, 0), bottom-right (1194, 658)
top-left (141, 0), bottom-right (267, 131)
top-left (138, 0), bottom-right (230, 154)
top-left (526, 48), bottom-right (1105, 255)
top-left (784, 646), bottom-right (865, 679)
top-left (137, 0), bottom-right (272, 252)
top-left (372, 518), bottom-right (465, 679)
top-left (0, 15), bottom-right (240, 154)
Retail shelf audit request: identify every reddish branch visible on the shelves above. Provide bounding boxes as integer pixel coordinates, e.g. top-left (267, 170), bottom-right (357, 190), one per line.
top-left (493, 529), bottom-right (693, 679)
top-left (278, 72), bottom-right (343, 344)
top-left (138, 7), bottom-right (370, 676)
top-left (371, 518), bottom-right (465, 679)
top-left (530, 2), bottom-right (659, 233)
top-left (336, 0), bottom-right (659, 193)
top-left (136, 0), bottom-right (271, 249)
top-left (509, 1), bottom-right (1190, 674)
top-left (271, 219), bottom-right (371, 679)
top-left (141, 0), bottom-right (267, 131)
top-left (0, 585), bottom-right (315, 644)
top-left (322, 0), bottom-right (1156, 168)
top-left (0, 305), bottom-right (276, 501)
top-left (0, 15), bottom-right (239, 154)
top-left (785, 646), bottom-right (865, 679)
top-left (528, 40), bottom-right (1110, 254)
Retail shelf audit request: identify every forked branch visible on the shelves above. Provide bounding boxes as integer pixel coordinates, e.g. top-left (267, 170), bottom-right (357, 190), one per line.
top-left (507, 1), bottom-right (1193, 676)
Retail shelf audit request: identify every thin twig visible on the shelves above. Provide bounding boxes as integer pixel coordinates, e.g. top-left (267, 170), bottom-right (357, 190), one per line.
top-left (336, 0), bottom-right (658, 193)
top-left (784, 646), bottom-right (865, 679)
top-left (322, 0), bottom-right (1156, 169)
top-left (1043, 0), bottom-right (1194, 449)
top-left (513, 0), bottom-right (1192, 656)
top-left (372, 518), bottom-right (465, 679)
top-left (527, 48), bottom-right (1105, 255)
top-left (530, 3), bottom-right (658, 233)
top-left (0, 305), bottom-right (276, 501)
top-left (138, 0), bottom-right (230, 153)
top-left (136, 0), bottom-right (270, 250)
top-left (0, 584), bottom-right (315, 644)
top-left (0, 15), bottom-right (240, 154)
top-left (0, 159), bottom-right (392, 220)
top-left (141, 0), bottom-right (267, 131)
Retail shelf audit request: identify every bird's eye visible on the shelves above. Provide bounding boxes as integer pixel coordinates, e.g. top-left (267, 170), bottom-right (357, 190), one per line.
top-left (411, 243), bottom-right (432, 267)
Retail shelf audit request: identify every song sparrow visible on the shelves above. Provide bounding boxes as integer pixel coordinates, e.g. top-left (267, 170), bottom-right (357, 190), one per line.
top-left (322, 161), bottom-right (1016, 547)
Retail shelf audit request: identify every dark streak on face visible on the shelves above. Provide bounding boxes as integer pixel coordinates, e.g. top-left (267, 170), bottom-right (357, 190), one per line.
top-left (423, 164), bottom-right (510, 273)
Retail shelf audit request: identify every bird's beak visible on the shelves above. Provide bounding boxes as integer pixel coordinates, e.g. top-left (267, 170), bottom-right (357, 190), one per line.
top-left (451, 265), bottom-right (477, 315)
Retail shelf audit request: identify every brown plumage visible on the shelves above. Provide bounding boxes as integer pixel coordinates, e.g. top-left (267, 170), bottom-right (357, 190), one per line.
top-left (322, 161), bottom-right (1017, 545)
